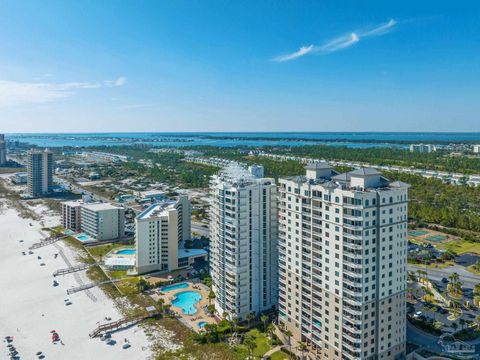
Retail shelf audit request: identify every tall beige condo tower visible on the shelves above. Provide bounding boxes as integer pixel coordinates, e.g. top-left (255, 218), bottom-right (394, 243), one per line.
top-left (0, 134), bottom-right (6, 165)
top-left (135, 196), bottom-right (191, 275)
top-left (27, 148), bottom-right (53, 197)
top-left (278, 163), bottom-right (409, 360)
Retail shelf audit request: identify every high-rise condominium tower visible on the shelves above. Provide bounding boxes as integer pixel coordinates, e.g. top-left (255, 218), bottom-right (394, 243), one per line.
top-left (135, 196), bottom-right (191, 274)
top-left (210, 164), bottom-right (278, 320)
top-left (27, 148), bottom-right (53, 197)
top-left (0, 134), bottom-right (6, 165)
top-left (278, 163), bottom-right (409, 360)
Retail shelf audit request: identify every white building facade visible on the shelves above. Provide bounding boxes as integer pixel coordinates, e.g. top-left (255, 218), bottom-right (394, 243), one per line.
top-left (80, 203), bottom-right (125, 241)
top-left (278, 163), bottom-right (409, 360)
top-left (27, 149), bottom-right (53, 197)
top-left (473, 144), bottom-right (480, 153)
top-left (135, 196), bottom-right (191, 274)
top-left (210, 165), bottom-right (278, 320)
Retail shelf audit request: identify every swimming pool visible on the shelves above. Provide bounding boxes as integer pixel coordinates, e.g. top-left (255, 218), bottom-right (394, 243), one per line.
top-left (76, 234), bottom-right (91, 242)
top-left (116, 249), bottom-right (136, 255)
top-left (172, 291), bottom-right (202, 315)
top-left (198, 321), bottom-right (207, 328)
top-left (160, 282), bottom-right (189, 292)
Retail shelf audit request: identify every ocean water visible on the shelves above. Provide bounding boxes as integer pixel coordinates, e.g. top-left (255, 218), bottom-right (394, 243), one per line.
top-left (7, 132), bottom-right (480, 149)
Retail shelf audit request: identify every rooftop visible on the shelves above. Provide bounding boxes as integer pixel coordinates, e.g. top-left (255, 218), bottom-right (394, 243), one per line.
top-left (283, 163), bottom-right (408, 191)
top-left (137, 200), bottom-right (177, 220)
top-left (81, 202), bottom-right (122, 211)
top-left (178, 248), bottom-right (208, 259)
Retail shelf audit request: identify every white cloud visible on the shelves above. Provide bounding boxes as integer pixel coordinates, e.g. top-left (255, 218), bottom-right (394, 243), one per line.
top-left (318, 33), bottom-right (359, 54)
top-left (273, 19), bottom-right (396, 62)
top-left (360, 19), bottom-right (397, 37)
top-left (0, 76), bottom-right (127, 108)
top-left (273, 45), bottom-right (314, 62)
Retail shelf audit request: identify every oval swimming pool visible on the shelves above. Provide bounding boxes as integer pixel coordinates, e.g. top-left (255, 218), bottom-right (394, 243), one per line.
top-left (116, 249), bottom-right (136, 255)
top-left (171, 291), bottom-right (202, 315)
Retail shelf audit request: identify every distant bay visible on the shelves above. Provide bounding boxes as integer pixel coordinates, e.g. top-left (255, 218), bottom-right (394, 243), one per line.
top-left (6, 132), bottom-right (480, 149)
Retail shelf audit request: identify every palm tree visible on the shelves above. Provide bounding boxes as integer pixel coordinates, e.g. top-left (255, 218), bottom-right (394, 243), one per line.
top-left (208, 290), bottom-right (216, 305)
top-left (431, 306), bottom-right (438, 321)
top-left (449, 272), bottom-right (460, 284)
top-left (475, 314), bottom-right (480, 330)
top-left (157, 298), bottom-right (165, 314)
top-left (266, 323), bottom-right (275, 339)
top-left (284, 330), bottom-right (293, 359)
top-left (452, 321), bottom-right (458, 333)
top-left (260, 314), bottom-right (269, 331)
top-left (244, 334), bottom-right (257, 360)
top-left (246, 312), bottom-right (256, 329)
top-left (298, 341), bottom-right (308, 360)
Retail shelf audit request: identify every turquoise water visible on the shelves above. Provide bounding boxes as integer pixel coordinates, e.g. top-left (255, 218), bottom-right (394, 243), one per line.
top-left (76, 234), bottom-right (91, 241)
top-left (171, 291), bottom-right (202, 315)
top-left (198, 321), bottom-right (207, 328)
top-left (116, 249), bottom-right (135, 255)
top-left (64, 229), bottom-right (74, 235)
top-left (9, 132), bottom-right (480, 149)
top-left (160, 282), bottom-right (189, 292)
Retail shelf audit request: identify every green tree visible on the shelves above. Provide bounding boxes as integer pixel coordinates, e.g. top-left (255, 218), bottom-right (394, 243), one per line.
top-left (208, 290), bottom-right (216, 305)
top-left (244, 334), bottom-right (257, 360)
top-left (260, 314), bottom-right (269, 331)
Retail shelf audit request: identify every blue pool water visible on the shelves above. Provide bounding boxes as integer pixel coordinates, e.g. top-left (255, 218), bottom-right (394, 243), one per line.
top-left (76, 234), bottom-right (91, 241)
top-left (198, 321), bottom-right (207, 328)
top-left (160, 282), bottom-right (189, 292)
top-left (116, 249), bottom-right (135, 255)
top-left (171, 291), bottom-right (202, 315)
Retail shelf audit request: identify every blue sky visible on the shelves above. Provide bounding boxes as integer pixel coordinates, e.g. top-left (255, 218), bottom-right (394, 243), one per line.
top-left (0, 0), bottom-right (479, 132)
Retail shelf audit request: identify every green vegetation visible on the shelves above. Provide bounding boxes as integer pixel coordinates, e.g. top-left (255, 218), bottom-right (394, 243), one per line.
top-left (87, 243), bottom-right (130, 259)
top-left (269, 350), bottom-right (288, 360)
top-left (438, 240), bottom-right (480, 255)
top-left (284, 145), bottom-right (480, 174)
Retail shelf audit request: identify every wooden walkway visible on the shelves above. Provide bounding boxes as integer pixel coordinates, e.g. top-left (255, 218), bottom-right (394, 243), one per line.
top-left (29, 235), bottom-right (69, 250)
top-left (66, 278), bottom-right (122, 295)
top-left (89, 312), bottom-right (159, 338)
top-left (53, 262), bottom-right (102, 277)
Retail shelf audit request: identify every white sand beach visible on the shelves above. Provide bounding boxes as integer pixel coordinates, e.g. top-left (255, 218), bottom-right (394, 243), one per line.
top-left (0, 202), bottom-right (152, 360)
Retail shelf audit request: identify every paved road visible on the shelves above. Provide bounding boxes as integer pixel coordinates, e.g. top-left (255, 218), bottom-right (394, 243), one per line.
top-left (408, 264), bottom-right (480, 288)
top-left (191, 222), bottom-right (209, 238)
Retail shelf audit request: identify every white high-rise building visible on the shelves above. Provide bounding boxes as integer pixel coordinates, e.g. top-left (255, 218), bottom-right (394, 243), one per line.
top-left (409, 144), bottom-right (435, 153)
top-left (27, 149), bottom-right (53, 197)
top-left (473, 144), bottom-right (480, 153)
top-left (210, 164), bottom-right (278, 320)
top-left (135, 196), bottom-right (191, 274)
top-left (80, 203), bottom-right (125, 241)
top-left (0, 134), bottom-right (6, 165)
top-left (278, 163), bottom-right (409, 360)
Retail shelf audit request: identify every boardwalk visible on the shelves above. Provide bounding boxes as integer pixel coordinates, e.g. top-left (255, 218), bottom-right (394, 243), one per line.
top-left (89, 312), bottom-right (159, 338)
top-left (53, 262), bottom-right (103, 277)
top-left (66, 278), bottom-right (123, 295)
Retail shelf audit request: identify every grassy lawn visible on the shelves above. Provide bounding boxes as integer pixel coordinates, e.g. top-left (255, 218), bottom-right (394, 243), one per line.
top-left (269, 350), bottom-right (289, 360)
top-left (87, 242), bottom-right (128, 259)
top-left (467, 264), bottom-right (480, 275)
top-left (438, 240), bottom-right (480, 255)
top-left (234, 328), bottom-right (272, 359)
top-left (150, 318), bottom-right (245, 360)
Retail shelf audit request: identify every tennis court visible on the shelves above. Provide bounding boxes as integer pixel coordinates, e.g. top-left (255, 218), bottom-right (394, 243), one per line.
top-left (426, 234), bottom-right (447, 242)
top-left (408, 230), bottom-right (428, 237)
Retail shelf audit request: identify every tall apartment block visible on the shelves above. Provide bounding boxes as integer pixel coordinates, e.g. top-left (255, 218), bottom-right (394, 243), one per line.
top-left (135, 196), bottom-right (191, 274)
top-left (0, 134), bottom-right (6, 165)
top-left (210, 164), bottom-right (278, 320)
top-left (27, 149), bottom-right (53, 197)
top-left (61, 200), bottom-right (82, 231)
top-left (80, 203), bottom-right (125, 241)
top-left (278, 163), bottom-right (409, 360)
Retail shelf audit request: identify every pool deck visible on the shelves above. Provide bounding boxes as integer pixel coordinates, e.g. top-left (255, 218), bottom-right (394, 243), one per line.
top-left (149, 280), bottom-right (217, 332)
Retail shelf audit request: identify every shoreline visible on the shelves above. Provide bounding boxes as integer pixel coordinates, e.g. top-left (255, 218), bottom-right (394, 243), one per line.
top-left (0, 199), bottom-right (152, 360)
